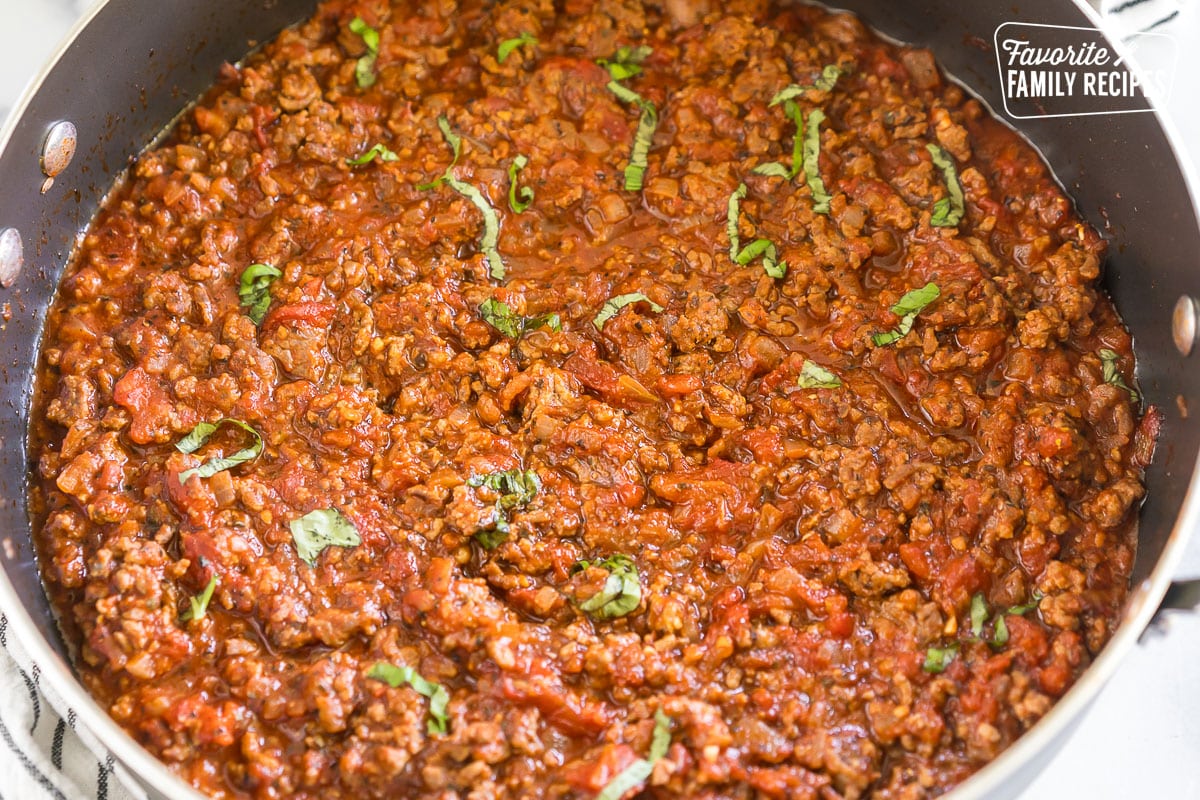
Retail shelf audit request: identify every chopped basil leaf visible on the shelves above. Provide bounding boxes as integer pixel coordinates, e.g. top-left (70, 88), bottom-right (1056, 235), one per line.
top-left (497, 32), bottom-right (537, 63)
top-left (437, 116), bottom-right (462, 164)
top-left (922, 643), bottom-right (959, 673)
top-left (769, 64), bottom-right (844, 106)
top-left (751, 161), bottom-right (791, 179)
top-left (604, 81), bottom-right (658, 192)
top-left (991, 615), bottom-right (1009, 647)
top-left (648, 709), bottom-right (672, 759)
top-left (735, 238), bottom-right (785, 278)
top-left (176, 419), bottom-right (264, 484)
top-left (625, 101), bottom-right (658, 191)
top-left (926, 143), bottom-right (965, 227)
top-left (417, 115), bottom-right (463, 190)
top-left (419, 118), bottom-right (505, 280)
top-left (597, 710), bottom-right (673, 800)
top-left (892, 282), bottom-right (942, 317)
top-left (726, 183), bottom-right (787, 278)
top-left (349, 17), bottom-right (380, 88)
top-left (470, 469), bottom-right (540, 509)
top-left (1099, 348), bottom-right (1139, 402)
top-left (803, 108), bottom-right (832, 214)
top-left (346, 143), bottom-right (399, 166)
top-left (468, 469), bottom-right (540, 548)
top-left (871, 282), bottom-right (940, 346)
top-left (289, 508), bottom-right (362, 567)
top-left (797, 360), bottom-right (841, 389)
top-left (755, 100), bottom-right (807, 180)
top-left (727, 183), bottom-right (745, 255)
top-left (606, 80), bottom-right (643, 106)
top-left (479, 298), bottom-right (561, 338)
top-left (1007, 591), bottom-right (1044, 617)
top-left (445, 176), bottom-right (505, 280)
top-left (181, 575), bottom-right (218, 622)
top-left (593, 292), bottom-right (664, 330)
top-left (474, 525), bottom-right (510, 550)
top-left (991, 592), bottom-right (1042, 648)
top-left (597, 44), bottom-right (653, 82)
top-left (575, 554), bottom-right (642, 619)
top-left (367, 662), bottom-right (451, 735)
top-left (237, 263), bottom-right (281, 325)
top-left (969, 593), bottom-right (988, 639)
top-left (785, 101), bottom-right (805, 180)
top-left (599, 47), bottom-right (659, 192)
top-left (508, 154), bottom-right (534, 213)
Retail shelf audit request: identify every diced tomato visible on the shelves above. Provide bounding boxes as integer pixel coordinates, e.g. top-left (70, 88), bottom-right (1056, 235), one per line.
top-left (260, 301), bottom-right (336, 332)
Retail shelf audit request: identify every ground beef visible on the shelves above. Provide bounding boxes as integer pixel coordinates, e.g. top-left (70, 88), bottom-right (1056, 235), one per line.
top-left (29, 0), bottom-right (1152, 798)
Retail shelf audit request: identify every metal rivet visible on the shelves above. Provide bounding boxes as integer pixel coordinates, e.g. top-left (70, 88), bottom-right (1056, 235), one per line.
top-left (0, 229), bottom-right (23, 288)
top-left (1173, 295), bottom-right (1198, 357)
top-left (41, 120), bottom-right (77, 179)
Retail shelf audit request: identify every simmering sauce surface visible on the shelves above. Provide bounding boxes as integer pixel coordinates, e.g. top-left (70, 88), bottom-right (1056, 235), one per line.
top-left (29, 0), bottom-right (1157, 797)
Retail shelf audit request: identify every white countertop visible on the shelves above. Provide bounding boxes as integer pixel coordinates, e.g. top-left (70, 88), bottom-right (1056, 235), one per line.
top-left (1, 0), bottom-right (1197, 798)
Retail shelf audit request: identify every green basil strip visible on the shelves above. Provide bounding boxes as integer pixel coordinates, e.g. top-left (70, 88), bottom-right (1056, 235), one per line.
top-left (575, 554), bottom-right (642, 619)
top-left (604, 80), bottom-right (659, 192)
top-left (592, 292), bottom-right (664, 330)
top-left (1006, 591), bottom-right (1044, 617)
top-left (437, 116), bottom-right (462, 165)
top-left (368, 662), bottom-right (451, 735)
top-left (969, 593), bottom-right (988, 639)
top-left (444, 176), bottom-right (505, 280)
top-left (785, 101), bottom-right (806, 179)
top-left (417, 115), bottom-right (463, 190)
top-left (181, 575), bottom-right (218, 622)
top-left (991, 592), bottom-right (1042, 648)
top-left (349, 17), bottom-right (380, 88)
top-left (624, 101), bottom-right (659, 192)
top-left (926, 143), bottom-right (965, 227)
top-left (769, 64), bottom-right (843, 107)
top-left (751, 161), bottom-right (791, 179)
top-left (468, 469), bottom-right (540, 549)
top-left (606, 80), bottom-right (643, 106)
top-left (289, 508), bottom-right (362, 567)
top-left (727, 183), bottom-right (788, 278)
top-left (922, 643), bottom-right (959, 673)
top-left (803, 108), bottom-right (832, 214)
top-left (727, 183), bottom-right (747, 256)
top-left (237, 263), bottom-right (281, 325)
top-left (176, 419), bottom-right (264, 484)
top-left (479, 298), bottom-right (561, 338)
top-left (797, 360), bottom-right (841, 389)
top-left (419, 118), bottom-right (505, 279)
top-left (1099, 348), bottom-right (1139, 402)
top-left (346, 143), bottom-right (399, 166)
top-left (734, 238), bottom-right (784, 278)
top-left (497, 32), bottom-right (537, 63)
top-left (597, 44), bottom-right (653, 82)
top-left (753, 100), bottom-right (806, 180)
top-left (991, 615), bottom-right (1009, 648)
top-left (508, 155), bottom-right (534, 213)
top-left (871, 282), bottom-right (940, 347)
top-left (597, 710), bottom-right (673, 800)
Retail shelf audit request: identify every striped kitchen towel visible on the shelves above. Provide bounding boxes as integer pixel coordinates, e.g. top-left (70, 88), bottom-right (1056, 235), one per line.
top-left (0, 615), bottom-right (144, 800)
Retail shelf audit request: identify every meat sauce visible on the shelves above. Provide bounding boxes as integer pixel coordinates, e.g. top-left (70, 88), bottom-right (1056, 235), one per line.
top-left (29, 0), bottom-right (1156, 797)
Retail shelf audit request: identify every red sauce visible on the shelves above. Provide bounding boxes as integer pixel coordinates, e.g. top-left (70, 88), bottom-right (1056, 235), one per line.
top-left (29, 1), bottom-right (1151, 797)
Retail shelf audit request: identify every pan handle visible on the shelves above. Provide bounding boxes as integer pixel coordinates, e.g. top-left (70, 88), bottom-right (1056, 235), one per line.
top-left (1158, 579), bottom-right (1200, 613)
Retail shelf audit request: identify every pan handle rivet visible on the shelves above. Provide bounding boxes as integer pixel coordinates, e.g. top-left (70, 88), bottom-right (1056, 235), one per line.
top-left (1173, 295), bottom-right (1198, 357)
top-left (0, 228), bottom-right (23, 288)
top-left (41, 120), bottom-right (77, 180)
